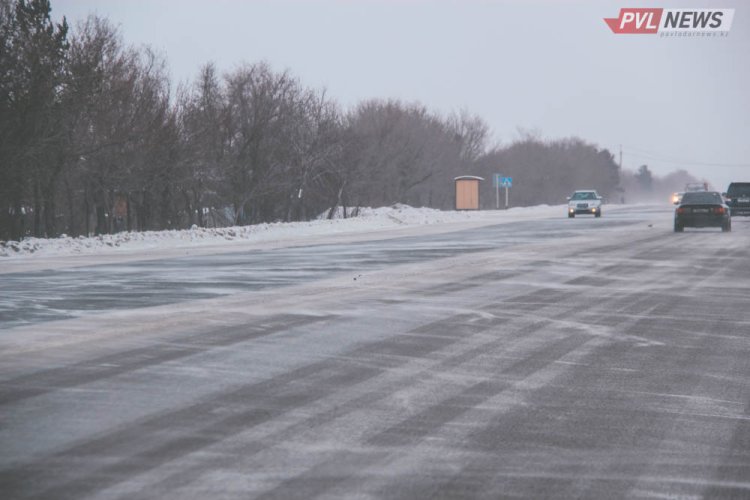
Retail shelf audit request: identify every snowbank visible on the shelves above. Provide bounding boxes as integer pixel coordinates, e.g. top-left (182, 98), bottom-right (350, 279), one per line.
top-left (0, 204), bottom-right (560, 259)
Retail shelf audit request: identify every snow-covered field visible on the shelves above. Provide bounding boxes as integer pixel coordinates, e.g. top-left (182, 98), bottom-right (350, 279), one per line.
top-left (0, 204), bottom-right (562, 261)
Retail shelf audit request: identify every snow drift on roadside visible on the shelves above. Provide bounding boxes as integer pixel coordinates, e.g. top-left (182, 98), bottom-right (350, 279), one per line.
top-left (0, 204), bottom-right (559, 259)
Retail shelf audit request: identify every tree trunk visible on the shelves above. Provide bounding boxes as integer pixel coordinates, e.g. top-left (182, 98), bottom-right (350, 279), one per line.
top-left (33, 179), bottom-right (42, 237)
top-left (327, 182), bottom-right (346, 220)
top-left (95, 202), bottom-right (108, 236)
top-left (126, 193), bottom-right (133, 232)
top-left (64, 176), bottom-right (76, 236)
top-left (182, 189), bottom-right (194, 227)
top-left (43, 173), bottom-right (59, 237)
top-left (193, 187), bottom-right (204, 227)
top-left (43, 195), bottom-right (56, 237)
top-left (84, 186), bottom-right (91, 237)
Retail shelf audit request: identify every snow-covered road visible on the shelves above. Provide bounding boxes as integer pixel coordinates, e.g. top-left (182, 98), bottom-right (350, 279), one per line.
top-left (1, 204), bottom-right (749, 499)
top-left (0, 205), bottom-right (633, 329)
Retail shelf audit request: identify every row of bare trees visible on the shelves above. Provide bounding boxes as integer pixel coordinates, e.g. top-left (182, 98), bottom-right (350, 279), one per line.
top-left (475, 135), bottom-right (623, 206)
top-left (1, 0), bottom-right (623, 242)
top-left (1, 1), bottom-right (178, 239)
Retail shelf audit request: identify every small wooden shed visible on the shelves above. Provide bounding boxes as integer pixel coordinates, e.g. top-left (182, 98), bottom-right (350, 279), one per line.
top-left (454, 176), bottom-right (484, 210)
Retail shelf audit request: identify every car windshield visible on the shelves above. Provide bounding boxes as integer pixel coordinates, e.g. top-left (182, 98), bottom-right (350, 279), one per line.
top-left (727, 183), bottom-right (750, 197)
top-left (681, 192), bottom-right (722, 204)
top-left (571, 192), bottom-right (596, 200)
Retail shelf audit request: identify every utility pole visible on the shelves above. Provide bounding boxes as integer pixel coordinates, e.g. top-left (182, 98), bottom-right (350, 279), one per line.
top-left (619, 145), bottom-right (624, 204)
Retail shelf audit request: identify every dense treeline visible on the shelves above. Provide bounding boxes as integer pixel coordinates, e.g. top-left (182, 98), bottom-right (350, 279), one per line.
top-left (1, 0), bottom-right (626, 241)
top-left (475, 134), bottom-right (622, 207)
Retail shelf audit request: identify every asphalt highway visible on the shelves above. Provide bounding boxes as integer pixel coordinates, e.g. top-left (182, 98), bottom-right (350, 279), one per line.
top-left (1, 205), bottom-right (749, 499)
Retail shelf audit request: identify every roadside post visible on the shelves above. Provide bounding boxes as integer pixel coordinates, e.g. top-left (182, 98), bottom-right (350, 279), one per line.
top-left (494, 175), bottom-right (512, 209)
top-left (494, 174), bottom-right (500, 209)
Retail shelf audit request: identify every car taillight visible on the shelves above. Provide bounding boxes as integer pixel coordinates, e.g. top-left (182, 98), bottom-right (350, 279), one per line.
top-left (676, 207), bottom-right (685, 215)
top-left (713, 207), bottom-right (725, 215)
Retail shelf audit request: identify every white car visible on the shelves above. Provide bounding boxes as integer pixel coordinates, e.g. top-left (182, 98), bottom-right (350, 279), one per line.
top-left (567, 190), bottom-right (602, 218)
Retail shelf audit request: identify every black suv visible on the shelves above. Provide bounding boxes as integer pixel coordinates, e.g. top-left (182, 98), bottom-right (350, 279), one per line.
top-left (723, 182), bottom-right (750, 216)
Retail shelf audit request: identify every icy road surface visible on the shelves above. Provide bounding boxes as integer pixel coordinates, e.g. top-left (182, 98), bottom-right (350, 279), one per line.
top-left (1, 204), bottom-right (749, 499)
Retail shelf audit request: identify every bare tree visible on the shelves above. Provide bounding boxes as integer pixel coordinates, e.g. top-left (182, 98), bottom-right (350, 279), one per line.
top-left (0, 0), bottom-right (68, 239)
top-left (176, 62), bottom-right (230, 227)
top-left (222, 62), bottom-right (301, 224)
top-left (331, 100), bottom-right (469, 213)
top-left (448, 108), bottom-right (490, 163)
top-left (63, 17), bottom-right (173, 234)
top-left (282, 89), bottom-right (343, 221)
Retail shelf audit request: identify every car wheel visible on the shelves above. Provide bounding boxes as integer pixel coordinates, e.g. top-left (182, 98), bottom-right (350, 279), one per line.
top-left (674, 222), bottom-right (683, 232)
top-left (595, 210), bottom-right (601, 218)
top-left (568, 212), bottom-right (574, 218)
top-left (722, 221), bottom-right (731, 232)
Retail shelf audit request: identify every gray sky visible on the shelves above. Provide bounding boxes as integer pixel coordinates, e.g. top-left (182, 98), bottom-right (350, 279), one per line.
top-left (52, 0), bottom-right (749, 190)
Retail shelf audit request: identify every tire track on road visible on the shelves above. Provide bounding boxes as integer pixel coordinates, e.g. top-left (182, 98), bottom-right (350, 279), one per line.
top-left (0, 314), bottom-right (335, 406)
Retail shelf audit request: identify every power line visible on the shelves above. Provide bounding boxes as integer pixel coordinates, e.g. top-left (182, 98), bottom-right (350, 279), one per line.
top-left (624, 151), bottom-right (750, 168)
top-left (618, 145), bottom-right (750, 168)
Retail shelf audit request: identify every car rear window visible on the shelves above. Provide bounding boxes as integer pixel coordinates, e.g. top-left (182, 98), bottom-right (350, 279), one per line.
top-left (727, 183), bottom-right (750, 196)
top-left (681, 192), bottom-right (722, 204)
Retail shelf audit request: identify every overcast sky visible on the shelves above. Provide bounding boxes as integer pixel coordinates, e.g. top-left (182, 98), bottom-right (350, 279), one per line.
top-left (52, 0), bottom-right (749, 190)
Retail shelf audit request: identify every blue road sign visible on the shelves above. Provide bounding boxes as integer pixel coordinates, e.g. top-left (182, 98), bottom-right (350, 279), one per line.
top-left (494, 174), bottom-right (512, 188)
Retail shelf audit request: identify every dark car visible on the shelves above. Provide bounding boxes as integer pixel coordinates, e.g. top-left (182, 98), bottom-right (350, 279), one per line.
top-left (723, 182), bottom-right (750, 216)
top-left (674, 191), bottom-right (731, 232)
